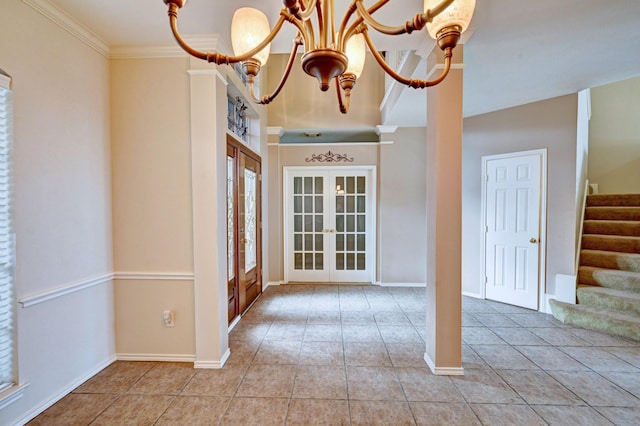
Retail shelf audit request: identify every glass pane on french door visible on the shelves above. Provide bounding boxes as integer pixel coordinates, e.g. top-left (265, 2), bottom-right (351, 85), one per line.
top-left (335, 175), bottom-right (366, 272)
top-left (292, 175), bottom-right (324, 272)
top-left (286, 168), bottom-right (373, 283)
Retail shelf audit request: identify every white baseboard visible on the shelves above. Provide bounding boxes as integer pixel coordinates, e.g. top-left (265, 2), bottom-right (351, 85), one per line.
top-left (116, 353), bottom-right (196, 363)
top-left (194, 348), bottom-right (230, 369)
top-left (542, 294), bottom-right (555, 315)
top-left (378, 282), bottom-right (426, 287)
top-left (264, 281), bottom-right (283, 289)
top-left (423, 353), bottom-right (465, 376)
top-left (17, 355), bottom-right (116, 425)
top-left (228, 316), bottom-right (241, 331)
top-left (462, 291), bottom-right (483, 299)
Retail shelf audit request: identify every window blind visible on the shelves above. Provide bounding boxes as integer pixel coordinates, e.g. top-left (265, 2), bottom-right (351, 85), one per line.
top-left (0, 73), bottom-right (14, 390)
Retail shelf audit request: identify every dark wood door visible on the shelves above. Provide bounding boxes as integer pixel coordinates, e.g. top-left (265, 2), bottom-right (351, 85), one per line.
top-left (227, 137), bottom-right (262, 324)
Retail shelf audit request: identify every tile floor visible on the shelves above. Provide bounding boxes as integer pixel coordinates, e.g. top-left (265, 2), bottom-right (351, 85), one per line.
top-left (29, 284), bottom-right (640, 425)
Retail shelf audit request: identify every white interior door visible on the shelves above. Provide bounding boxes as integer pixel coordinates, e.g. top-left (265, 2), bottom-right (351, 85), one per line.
top-left (484, 153), bottom-right (542, 310)
top-left (285, 167), bottom-right (374, 283)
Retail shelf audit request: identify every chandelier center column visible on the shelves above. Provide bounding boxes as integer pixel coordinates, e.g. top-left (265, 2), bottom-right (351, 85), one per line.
top-left (424, 44), bottom-right (464, 375)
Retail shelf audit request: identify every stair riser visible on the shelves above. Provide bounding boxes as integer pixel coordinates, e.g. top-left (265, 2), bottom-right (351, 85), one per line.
top-left (578, 268), bottom-right (640, 292)
top-left (577, 290), bottom-right (640, 315)
top-left (585, 208), bottom-right (640, 221)
top-left (587, 194), bottom-right (640, 207)
top-left (581, 236), bottom-right (640, 253)
top-left (583, 221), bottom-right (640, 237)
top-left (580, 251), bottom-right (640, 273)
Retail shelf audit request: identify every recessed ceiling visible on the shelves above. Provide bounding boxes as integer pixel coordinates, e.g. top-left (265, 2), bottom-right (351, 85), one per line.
top-left (43, 0), bottom-right (640, 126)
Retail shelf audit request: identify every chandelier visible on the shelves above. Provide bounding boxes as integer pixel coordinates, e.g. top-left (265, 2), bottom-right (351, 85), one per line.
top-left (163, 0), bottom-right (475, 113)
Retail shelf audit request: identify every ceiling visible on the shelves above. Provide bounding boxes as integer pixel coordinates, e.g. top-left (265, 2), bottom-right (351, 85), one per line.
top-left (45, 0), bottom-right (640, 126)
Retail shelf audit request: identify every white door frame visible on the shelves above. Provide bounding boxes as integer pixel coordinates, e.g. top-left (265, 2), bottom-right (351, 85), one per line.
top-left (480, 149), bottom-right (547, 311)
top-left (283, 165), bottom-right (377, 284)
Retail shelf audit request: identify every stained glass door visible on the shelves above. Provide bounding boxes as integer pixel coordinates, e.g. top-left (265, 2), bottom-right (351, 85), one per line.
top-left (227, 137), bottom-right (262, 324)
top-left (238, 152), bottom-right (262, 312)
top-left (286, 167), bottom-right (373, 283)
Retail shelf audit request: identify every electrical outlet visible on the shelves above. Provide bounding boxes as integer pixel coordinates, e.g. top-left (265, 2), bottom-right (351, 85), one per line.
top-left (163, 310), bottom-right (175, 327)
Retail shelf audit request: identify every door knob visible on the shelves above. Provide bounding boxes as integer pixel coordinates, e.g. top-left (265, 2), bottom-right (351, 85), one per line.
top-left (530, 237), bottom-right (538, 243)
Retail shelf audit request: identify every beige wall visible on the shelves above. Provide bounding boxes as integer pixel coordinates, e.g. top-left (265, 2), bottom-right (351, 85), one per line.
top-left (266, 53), bottom-right (384, 129)
top-left (462, 94), bottom-right (579, 299)
top-left (379, 128), bottom-right (427, 284)
top-left (110, 57), bottom-right (195, 357)
top-left (0, 1), bottom-right (114, 424)
top-left (589, 76), bottom-right (640, 194)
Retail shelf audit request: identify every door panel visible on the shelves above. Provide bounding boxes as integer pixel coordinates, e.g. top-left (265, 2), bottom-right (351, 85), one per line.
top-left (286, 168), bottom-right (373, 283)
top-left (332, 173), bottom-right (368, 282)
top-left (485, 154), bottom-right (541, 310)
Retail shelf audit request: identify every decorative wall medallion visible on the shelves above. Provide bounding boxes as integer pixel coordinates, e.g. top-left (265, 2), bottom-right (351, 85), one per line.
top-left (305, 150), bottom-right (354, 163)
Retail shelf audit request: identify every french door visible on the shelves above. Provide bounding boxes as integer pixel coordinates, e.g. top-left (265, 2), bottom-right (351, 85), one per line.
top-left (227, 138), bottom-right (262, 324)
top-left (285, 167), bottom-right (375, 283)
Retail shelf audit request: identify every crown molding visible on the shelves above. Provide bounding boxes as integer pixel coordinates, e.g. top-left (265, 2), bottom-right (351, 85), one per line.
top-left (376, 125), bottom-right (398, 135)
top-left (22, 0), bottom-right (109, 57)
top-left (110, 35), bottom-right (230, 60)
top-left (267, 127), bottom-right (285, 137)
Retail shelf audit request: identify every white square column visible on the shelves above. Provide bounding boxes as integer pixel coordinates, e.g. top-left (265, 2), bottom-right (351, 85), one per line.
top-left (188, 58), bottom-right (230, 368)
top-left (424, 45), bottom-right (465, 375)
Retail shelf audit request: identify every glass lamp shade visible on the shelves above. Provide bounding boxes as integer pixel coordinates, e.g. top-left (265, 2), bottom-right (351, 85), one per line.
top-left (231, 7), bottom-right (271, 66)
top-left (344, 33), bottom-right (366, 78)
top-left (424, 0), bottom-right (476, 39)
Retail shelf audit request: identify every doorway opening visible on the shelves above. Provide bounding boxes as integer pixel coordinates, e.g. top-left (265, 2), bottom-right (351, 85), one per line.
top-left (284, 166), bottom-right (376, 284)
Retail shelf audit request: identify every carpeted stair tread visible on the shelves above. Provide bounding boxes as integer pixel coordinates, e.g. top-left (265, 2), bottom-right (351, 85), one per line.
top-left (581, 234), bottom-right (640, 253)
top-left (549, 299), bottom-right (640, 341)
top-left (580, 249), bottom-right (640, 272)
top-left (578, 266), bottom-right (640, 292)
top-left (586, 193), bottom-right (640, 207)
top-left (584, 206), bottom-right (640, 221)
top-left (577, 285), bottom-right (640, 315)
top-left (582, 220), bottom-right (640, 237)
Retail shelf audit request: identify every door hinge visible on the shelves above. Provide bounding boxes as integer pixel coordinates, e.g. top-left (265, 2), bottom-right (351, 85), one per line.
top-left (484, 276), bottom-right (488, 283)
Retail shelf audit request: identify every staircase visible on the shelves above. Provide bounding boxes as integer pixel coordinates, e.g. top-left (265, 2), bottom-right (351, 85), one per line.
top-left (550, 193), bottom-right (640, 341)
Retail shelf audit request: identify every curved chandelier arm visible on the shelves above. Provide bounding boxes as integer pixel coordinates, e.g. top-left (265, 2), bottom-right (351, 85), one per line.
top-left (249, 37), bottom-right (303, 105)
top-left (167, 3), bottom-right (207, 61)
top-left (355, 1), bottom-right (428, 36)
top-left (339, 0), bottom-right (389, 50)
top-left (284, 0), bottom-right (316, 21)
top-left (343, 0), bottom-right (454, 49)
top-left (167, 2), bottom-right (291, 65)
top-left (361, 29), bottom-right (453, 89)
